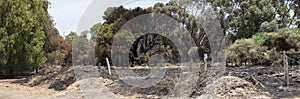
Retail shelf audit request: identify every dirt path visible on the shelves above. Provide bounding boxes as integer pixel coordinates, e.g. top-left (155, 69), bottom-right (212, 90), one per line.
top-left (0, 79), bottom-right (58, 99)
top-left (0, 77), bottom-right (127, 99)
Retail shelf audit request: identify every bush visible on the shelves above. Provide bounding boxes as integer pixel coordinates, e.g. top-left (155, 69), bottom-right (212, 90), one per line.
top-left (227, 28), bottom-right (300, 66)
top-left (262, 29), bottom-right (300, 51)
top-left (252, 32), bottom-right (268, 45)
top-left (227, 39), bottom-right (267, 66)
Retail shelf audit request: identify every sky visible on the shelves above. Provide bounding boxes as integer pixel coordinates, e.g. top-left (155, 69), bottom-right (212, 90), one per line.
top-left (48, 0), bottom-right (168, 37)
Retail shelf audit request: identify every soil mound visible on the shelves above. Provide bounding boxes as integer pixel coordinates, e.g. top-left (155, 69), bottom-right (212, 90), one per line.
top-left (199, 76), bottom-right (271, 98)
top-left (50, 77), bottom-right (123, 99)
top-left (15, 66), bottom-right (76, 91)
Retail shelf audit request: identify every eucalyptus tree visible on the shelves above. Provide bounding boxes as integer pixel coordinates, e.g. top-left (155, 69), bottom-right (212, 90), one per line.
top-left (95, 2), bottom-right (204, 65)
top-left (289, 0), bottom-right (300, 28)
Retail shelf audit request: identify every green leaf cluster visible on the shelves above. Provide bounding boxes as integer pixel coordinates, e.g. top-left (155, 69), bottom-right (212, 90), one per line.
top-left (0, 0), bottom-right (49, 78)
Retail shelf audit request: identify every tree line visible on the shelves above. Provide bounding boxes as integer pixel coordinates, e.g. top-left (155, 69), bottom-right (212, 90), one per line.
top-left (1, 0), bottom-right (300, 78)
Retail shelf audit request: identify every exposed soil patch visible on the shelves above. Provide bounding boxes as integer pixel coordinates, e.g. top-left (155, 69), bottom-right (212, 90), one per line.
top-left (12, 65), bottom-right (75, 91)
top-left (0, 79), bottom-right (58, 99)
top-left (0, 65), bottom-right (300, 98)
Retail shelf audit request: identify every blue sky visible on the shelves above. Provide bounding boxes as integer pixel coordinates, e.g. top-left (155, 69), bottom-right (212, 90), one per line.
top-left (48, 0), bottom-right (168, 36)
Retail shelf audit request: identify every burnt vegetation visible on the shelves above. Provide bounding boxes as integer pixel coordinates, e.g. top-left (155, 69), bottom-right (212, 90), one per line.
top-left (1, 0), bottom-right (300, 98)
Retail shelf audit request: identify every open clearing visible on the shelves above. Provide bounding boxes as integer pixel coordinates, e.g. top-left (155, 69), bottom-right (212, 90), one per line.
top-left (0, 65), bottom-right (300, 98)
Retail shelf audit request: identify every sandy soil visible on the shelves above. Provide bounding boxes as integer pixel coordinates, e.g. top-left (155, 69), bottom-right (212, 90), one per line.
top-left (0, 79), bottom-right (58, 99)
top-left (1, 65), bottom-right (300, 99)
top-left (0, 77), bottom-right (127, 99)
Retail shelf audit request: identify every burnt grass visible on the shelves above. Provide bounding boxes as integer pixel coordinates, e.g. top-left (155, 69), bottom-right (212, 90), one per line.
top-left (227, 66), bottom-right (300, 98)
top-left (98, 66), bottom-right (300, 98)
top-left (99, 67), bottom-right (182, 97)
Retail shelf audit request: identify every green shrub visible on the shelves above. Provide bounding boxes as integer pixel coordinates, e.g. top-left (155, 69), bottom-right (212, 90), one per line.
top-left (227, 28), bottom-right (300, 66)
top-left (227, 39), bottom-right (268, 66)
top-left (252, 32), bottom-right (268, 45)
top-left (263, 29), bottom-right (300, 51)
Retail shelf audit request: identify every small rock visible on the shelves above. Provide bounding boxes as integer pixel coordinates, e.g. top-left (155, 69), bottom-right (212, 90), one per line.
top-left (273, 73), bottom-right (284, 77)
top-left (230, 90), bottom-right (236, 93)
top-left (249, 90), bottom-right (256, 94)
top-left (102, 79), bottom-right (113, 85)
top-left (236, 88), bottom-right (245, 93)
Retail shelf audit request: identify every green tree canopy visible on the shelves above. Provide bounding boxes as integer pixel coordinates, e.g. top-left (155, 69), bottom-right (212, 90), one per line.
top-left (0, 0), bottom-right (51, 78)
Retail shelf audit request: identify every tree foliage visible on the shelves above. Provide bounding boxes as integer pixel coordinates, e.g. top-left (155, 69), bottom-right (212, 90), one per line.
top-left (95, 2), bottom-right (210, 66)
top-left (0, 0), bottom-right (51, 78)
top-left (2, 0), bottom-right (300, 77)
